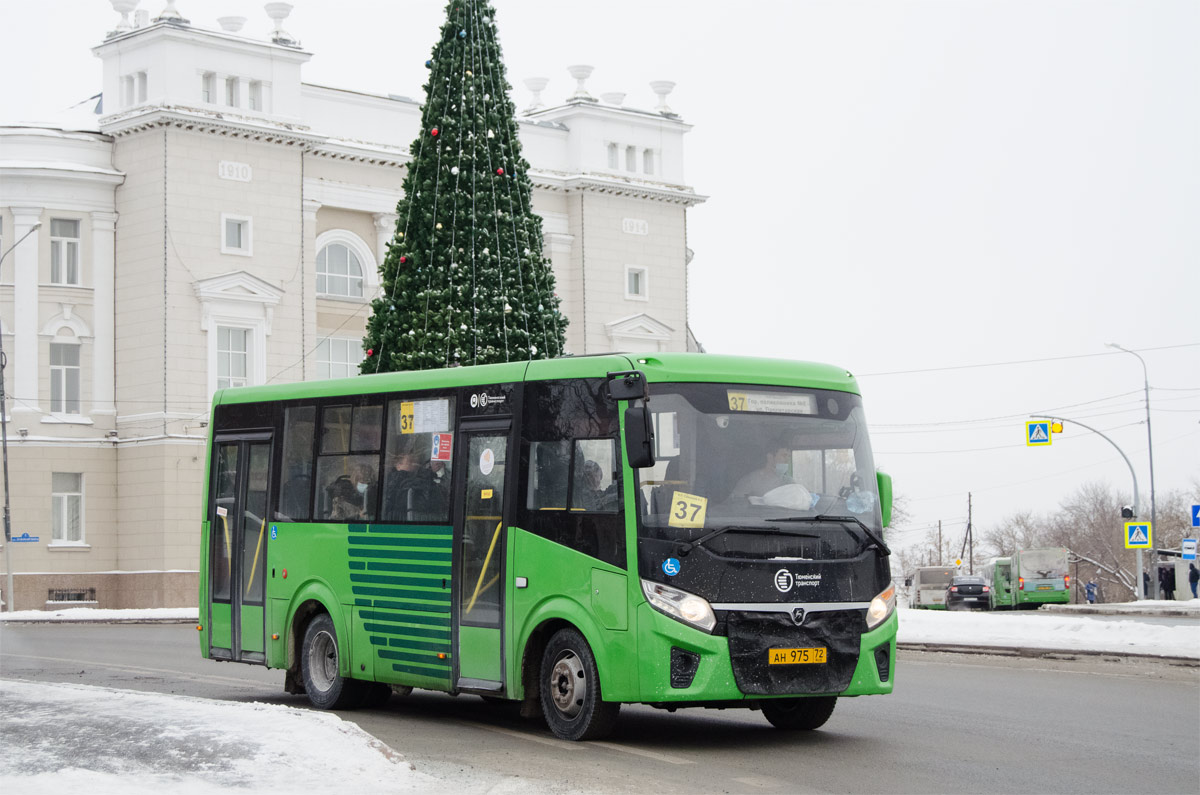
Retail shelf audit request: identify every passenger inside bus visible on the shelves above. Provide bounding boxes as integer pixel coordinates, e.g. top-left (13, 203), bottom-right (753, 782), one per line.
top-left (383, 438), bottom-right (448, 521)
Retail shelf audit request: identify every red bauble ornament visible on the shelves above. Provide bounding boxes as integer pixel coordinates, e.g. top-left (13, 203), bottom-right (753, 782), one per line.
top-left (431, 128), bottom-right (439, 136)
top-left (366, 348), bottom-right (374, 356)
top-left (496, 167), bottom-right (505, 175)
top-left (400, 255), bottom-right (408, 264)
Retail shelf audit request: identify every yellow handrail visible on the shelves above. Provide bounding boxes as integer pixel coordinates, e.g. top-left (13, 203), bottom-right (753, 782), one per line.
top-left (466, 521), bottom-right (502, 613)
top-left (221, 515), bottom-right (231, 583)
top-left (245, 516), bottom-right (266, 597)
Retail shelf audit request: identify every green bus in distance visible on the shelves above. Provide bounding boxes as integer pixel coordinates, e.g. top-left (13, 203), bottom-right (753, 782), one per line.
top-left (199, 353), bottom-right (897, 740)
top-left (985, 549), bottom-right (1069, 609)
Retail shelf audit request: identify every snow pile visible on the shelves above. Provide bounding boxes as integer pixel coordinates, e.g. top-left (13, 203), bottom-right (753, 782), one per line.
top-left (0, 607), bottom-right (197, 622)
top-left (0, 679), bottom-right (442, 794)
top-left (897, 605), bottom-right (1200, 658)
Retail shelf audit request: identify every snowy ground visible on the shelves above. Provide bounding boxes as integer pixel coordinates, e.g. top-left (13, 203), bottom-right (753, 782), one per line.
top-left (1, 601), bottom-right (1196, 793)
top-left (897, 600), bottom-right (1200, 659)
top-left (0, 679), bottom-right (441, 794)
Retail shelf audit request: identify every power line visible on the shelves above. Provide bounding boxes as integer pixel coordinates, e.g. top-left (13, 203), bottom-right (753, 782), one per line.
top-left (857, 342), bottom-right (1200, 378)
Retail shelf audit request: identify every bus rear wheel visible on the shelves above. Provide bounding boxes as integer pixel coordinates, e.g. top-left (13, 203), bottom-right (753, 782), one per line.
top-left (760, 696), bottom-right (837, 730)
top-left (540, 628), bottom-right (619, 741)
top-left (301, 613), bottom-right (362, 710)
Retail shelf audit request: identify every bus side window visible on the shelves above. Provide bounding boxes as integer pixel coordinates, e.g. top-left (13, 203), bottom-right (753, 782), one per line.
top-left (527, 441), bottom-right (569, 510)
top-left (314, 402), bottom-right (383, 522)
top-left (519, 379), bottom-right (625, 568)
top-left (380, 396), bottom-right (454, 523)
top-left (278, 405), bottom-right (315, 521)
top-left (571, 439), bottom-right (619, 513)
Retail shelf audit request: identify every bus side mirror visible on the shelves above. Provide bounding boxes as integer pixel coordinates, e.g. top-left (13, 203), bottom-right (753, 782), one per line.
top-left (607, 370), bottom-right (647, 401)
top-left (876, 471), bottom-right (893, 528)
top-left (624, 406), bottom-right (655, 469)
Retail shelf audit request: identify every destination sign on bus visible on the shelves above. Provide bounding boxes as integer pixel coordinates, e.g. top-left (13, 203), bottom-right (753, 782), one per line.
top-left (726, 391), bottom-right (816, 415)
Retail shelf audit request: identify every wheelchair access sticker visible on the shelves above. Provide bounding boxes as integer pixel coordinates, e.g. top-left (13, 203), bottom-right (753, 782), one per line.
top-left (662, 558), bottom-right (681, 576)
top-left (668, 491), bottom-right (708, 529)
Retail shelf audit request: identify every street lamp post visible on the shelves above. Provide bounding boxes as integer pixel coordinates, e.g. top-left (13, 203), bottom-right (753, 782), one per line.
top-left (1, 221), bottom-right (41, 612)
top-left (1030, 413), bottom-right (1142, 600)
top-left (1106, 343), bottom-right (1157, 597)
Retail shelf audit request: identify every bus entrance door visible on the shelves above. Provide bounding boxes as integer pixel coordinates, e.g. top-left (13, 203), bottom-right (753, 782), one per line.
top-left (207, 434), bottom-right (272, 664)
top-left (453, 420), bottom-right (511, 691)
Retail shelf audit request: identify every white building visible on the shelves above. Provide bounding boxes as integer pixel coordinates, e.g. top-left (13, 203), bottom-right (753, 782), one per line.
top-left (0, 4), bottom-right (704, 610)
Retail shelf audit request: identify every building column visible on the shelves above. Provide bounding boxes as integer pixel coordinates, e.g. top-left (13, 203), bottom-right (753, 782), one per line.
top-left (90, 211), bottom-right (118, 416)
top-left (301, 199), bottom-right (321, 382)
top-left (373, 212), bottom-right (398, 264)
top-left (10, 208), bottom-right (42, 420)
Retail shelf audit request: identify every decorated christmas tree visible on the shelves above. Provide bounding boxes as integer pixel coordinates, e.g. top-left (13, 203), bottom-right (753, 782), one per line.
top-left (362, 0), bottom-right (567, 373)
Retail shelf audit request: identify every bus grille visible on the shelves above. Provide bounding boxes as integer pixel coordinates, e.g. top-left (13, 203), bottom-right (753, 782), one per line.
top-left (725, 610), bottom-right (863, 695)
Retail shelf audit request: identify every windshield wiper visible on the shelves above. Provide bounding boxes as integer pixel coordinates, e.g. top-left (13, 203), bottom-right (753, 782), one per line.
top-left (766, 514), bottom-right (892, 556)
top-left (678, 525), bottom-right (789, 555)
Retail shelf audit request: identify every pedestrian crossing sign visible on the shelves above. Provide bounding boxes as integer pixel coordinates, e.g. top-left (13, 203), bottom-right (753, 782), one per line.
top-left (1026, 421), bottom-right (1052, 446)
top-left (1124, 522), bottom-right (1152, 549)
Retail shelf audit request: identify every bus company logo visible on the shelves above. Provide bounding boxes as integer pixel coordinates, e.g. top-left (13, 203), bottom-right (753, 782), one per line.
top-left (775, 570), bottom-right (821, 593)
top-left (471, 392), bottom-right (506, 409)
top-left (774, 569), bottom-right (794, 592)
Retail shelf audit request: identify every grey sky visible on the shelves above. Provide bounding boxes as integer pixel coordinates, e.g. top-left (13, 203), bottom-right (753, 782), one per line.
top-left (3, 0), bottom-right (1197, 548)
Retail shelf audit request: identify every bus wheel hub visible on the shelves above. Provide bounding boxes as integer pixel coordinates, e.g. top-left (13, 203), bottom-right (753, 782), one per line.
top-left (550, 652), bottom-right (585, 717)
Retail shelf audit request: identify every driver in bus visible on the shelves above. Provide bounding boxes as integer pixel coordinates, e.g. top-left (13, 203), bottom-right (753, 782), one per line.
top-left (732, 443), bottom-right (815, 510)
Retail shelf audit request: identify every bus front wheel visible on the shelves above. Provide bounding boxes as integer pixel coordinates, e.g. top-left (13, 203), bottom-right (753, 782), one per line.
top-left (540, 628), bottom-right (619, 741)
top-left (300, 613), bottom-right (362, 710)
top-left (760, 696), bottom-right (837, 730)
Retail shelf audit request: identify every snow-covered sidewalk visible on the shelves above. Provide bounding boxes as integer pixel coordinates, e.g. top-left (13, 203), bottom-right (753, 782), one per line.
top-left (0, 679), bottom-right (441, 794)
top-left (897, 601), bottom-right (1200, 659)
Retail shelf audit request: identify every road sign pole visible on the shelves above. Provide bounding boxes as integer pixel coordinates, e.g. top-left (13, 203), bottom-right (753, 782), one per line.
top-left (1031, 414), bottom-right (1142, 600)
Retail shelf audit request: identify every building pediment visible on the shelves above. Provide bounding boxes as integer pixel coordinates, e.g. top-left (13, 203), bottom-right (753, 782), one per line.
top-left (194, 271), bottom-right (283, 304)
top-left (194, 271), bottom-right (283, 333)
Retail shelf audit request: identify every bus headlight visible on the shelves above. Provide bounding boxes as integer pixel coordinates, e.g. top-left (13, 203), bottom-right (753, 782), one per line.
top-left (866, 581), bottom-right (896, 630)
top-left (641, 579), bottom-right (716, 633)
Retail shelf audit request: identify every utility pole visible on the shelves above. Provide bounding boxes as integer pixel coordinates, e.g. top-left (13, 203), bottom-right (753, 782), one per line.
top-left (1, 221), bottom-right (42, 612)
top-left (958, 493), bottom-right (974, 573)
top-left (968, 493), bottom-right (973, 574)
top-left (937, 521), bottom-right (942, 565)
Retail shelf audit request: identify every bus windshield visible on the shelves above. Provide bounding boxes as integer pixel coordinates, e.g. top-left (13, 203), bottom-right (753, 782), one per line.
top-left (1018, 548), bottom-right (1068, 578)
top-left (637, 383), bottom-right (882, 560)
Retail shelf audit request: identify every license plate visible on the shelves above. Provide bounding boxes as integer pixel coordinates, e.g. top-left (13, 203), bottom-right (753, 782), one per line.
top-left (1037, 585), bottom-right (1053, 590)
top-left (768, 647), bottom-right (827, 665)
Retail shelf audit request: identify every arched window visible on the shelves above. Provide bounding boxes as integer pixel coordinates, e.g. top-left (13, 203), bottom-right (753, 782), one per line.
top-left (317, 242), bottom-right (365, 298)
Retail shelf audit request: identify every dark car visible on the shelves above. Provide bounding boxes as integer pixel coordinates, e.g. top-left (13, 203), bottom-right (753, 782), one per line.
top-left (945, 575), bottom-right (990, 610)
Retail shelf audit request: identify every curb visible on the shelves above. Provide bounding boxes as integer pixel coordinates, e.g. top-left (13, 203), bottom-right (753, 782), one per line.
top-left (898, 642), bottom-right (1199, 667)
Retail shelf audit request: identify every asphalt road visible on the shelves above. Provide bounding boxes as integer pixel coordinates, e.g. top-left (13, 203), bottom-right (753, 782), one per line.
top-left (1, 623), bottom-right (1197, 794)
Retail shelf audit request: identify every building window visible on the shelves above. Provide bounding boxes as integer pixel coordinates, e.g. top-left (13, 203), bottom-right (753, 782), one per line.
top-left (607, 143), bottom-right (618, 170)
top-left (643, 148), bottom-right (655, 175)
top-left (50, 219), bottom-right (81, 285)
top-left (52, 473), bottom-right (84, 543)
top-left (220, 214), bottom-right (252, 256)
top-left (122, 75), bottom-right (134, 107)
top-left (625, 145), bottom-right (636, 172)
top-left (137, 71), bottom-right (147, 103)
top-left (625, 265), bottom-right (649, 301)
top-left (249, 81), bottom-right (263, 111)
top-left (201, 72), bottom-right (215, 103)
top-left (49, 343), bottom-right (81, 414)
top-left (226, 76), bottom-right (239, 107)
top-left (317, 243), bottom-right (364, 298)
top-left (316, 337), bottom-right (364, 380)
top-left (216, 326), bottom-right (250, 390)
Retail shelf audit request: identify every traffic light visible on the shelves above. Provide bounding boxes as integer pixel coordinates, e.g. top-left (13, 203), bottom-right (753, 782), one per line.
top-left (1120, 506), bottom-right (1134, 519)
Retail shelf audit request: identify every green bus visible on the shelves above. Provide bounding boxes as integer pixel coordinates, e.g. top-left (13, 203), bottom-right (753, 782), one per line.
top-left (199, 353), bottom-right (897, 740)
top-left (985, 549), bottom-right (1069, 609)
